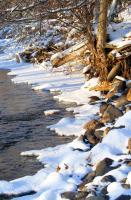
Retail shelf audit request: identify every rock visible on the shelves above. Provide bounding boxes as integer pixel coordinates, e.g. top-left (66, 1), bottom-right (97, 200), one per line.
top-left (86, 194), bottom-right (106, 200)
top-left (83, 120), bottom-right (103, 131)
top-left (127, 138), bottom-right (131, 154)
top-left (115, 195), bottom-right (131, 200)
top-left (79, 172), bottom-right (96, 190)
top-left (94, 130), bottom-right (104, 140)
top-left (126, 105), bottom-right (131, 112)
top-left (103, 127), bottom-right (111, 136)
top-left (121, 183), bottom-right (130, 189)
top-left (105, 92), bottom-right (118, 101)
top-left (84, 129), bottom-right (99, 145)
top-left (101, 175), bottom-right (116, 183)
top-left (112, 79), bottom-right (126, 93)
top-left (61, 192), bottom-right (76, 200)
top-left (78, 135), bottom-right (88, 144)
top-left (101, 104), bottom-right (123, 123)
top-left (100, 103), bottom-right (108, 115)
top-left (89, 96), bottom-right (100, 103)
top-left (100, 186), bottom-right (108, 196)
top-left (95, 158), bottom-right (114, 176)
top-left (75, 191), bottom-right (89, 200)
top-left (120, 178), bottom-right (127, 184)
top-left (115, 95), bottom-right (129, 108)
top-left (127, 89), bottom-right (131, 101)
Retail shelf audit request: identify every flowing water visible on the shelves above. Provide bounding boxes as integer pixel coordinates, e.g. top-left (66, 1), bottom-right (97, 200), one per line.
top-left (0, 69), bottom-right (74, 181)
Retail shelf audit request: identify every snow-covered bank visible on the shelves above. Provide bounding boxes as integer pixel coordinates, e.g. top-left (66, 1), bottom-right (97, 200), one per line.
top-left (0, 49), bottom-right (130, 200)
top-left (0, 5), bottom-right (131, 199)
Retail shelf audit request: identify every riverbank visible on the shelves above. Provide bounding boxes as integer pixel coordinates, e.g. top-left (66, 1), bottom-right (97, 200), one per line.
top-left (0, 44), bottom-right (130, 200)
top-left (0, 5), bottom-right (130, 200)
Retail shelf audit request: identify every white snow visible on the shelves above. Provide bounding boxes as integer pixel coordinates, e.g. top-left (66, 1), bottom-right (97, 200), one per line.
top-left (0, 139), bottom-right (91, 200)
top-left (44, 109), bottom-right (60, 116)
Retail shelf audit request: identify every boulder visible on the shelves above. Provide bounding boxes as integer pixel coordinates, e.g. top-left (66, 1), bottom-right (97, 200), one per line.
top-left (121, 184), bottom-right (130, 189)
top-left (83, 120), bottom-right (104, 145)
top-left (61, 192), bottom-right (76, 200)
top-left (100, 103), bottom-right (108, 115)
top-left (79, 171), bottom-right (96, 190)
top-left (101, 104), bottom-right (123, 123)
top-left (86, 194), bottom-right (107, 200)
top-left (84, 129), bottom-right (99, 145)
top-left (83, 120), bottom-right (103, 131)
top-left (101, 175), bottom-right (116, 183)
top-left (112, 78), bottom-right (126, 93)
top-left (94, 130), bottom-right (104, 140)
top-left (103, 127), bottom-right (111, 136)
top-left (95, 158), bottom-right (114, 176)
top-left (89, 96), bottom-right (100, 104)
top-left (115, 95), bottom-right (129, 108)
top-left (75, 191), bottom-right (89, 200)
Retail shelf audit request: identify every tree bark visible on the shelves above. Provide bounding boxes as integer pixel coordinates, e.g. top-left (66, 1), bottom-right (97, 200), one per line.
top-left (97, 0), bottom-right (109, 49)
top-left (94, 0), bottom-right (109, 80)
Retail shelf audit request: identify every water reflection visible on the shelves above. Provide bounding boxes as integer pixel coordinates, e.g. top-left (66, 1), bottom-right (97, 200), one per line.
top-left (0, 70), bottom-right (73, 180)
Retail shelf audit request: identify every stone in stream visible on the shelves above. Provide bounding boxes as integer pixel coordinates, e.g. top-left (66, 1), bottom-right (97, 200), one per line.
top-left (95, 158), bottom-right (114, 176)
top-left (101, 104), bottom-right (123, 123)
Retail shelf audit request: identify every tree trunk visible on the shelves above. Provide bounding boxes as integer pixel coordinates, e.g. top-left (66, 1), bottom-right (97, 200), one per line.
top-left (97, 0), bottom-right (109, 49)
top-left (95, 0), bottom-right (109, 80)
